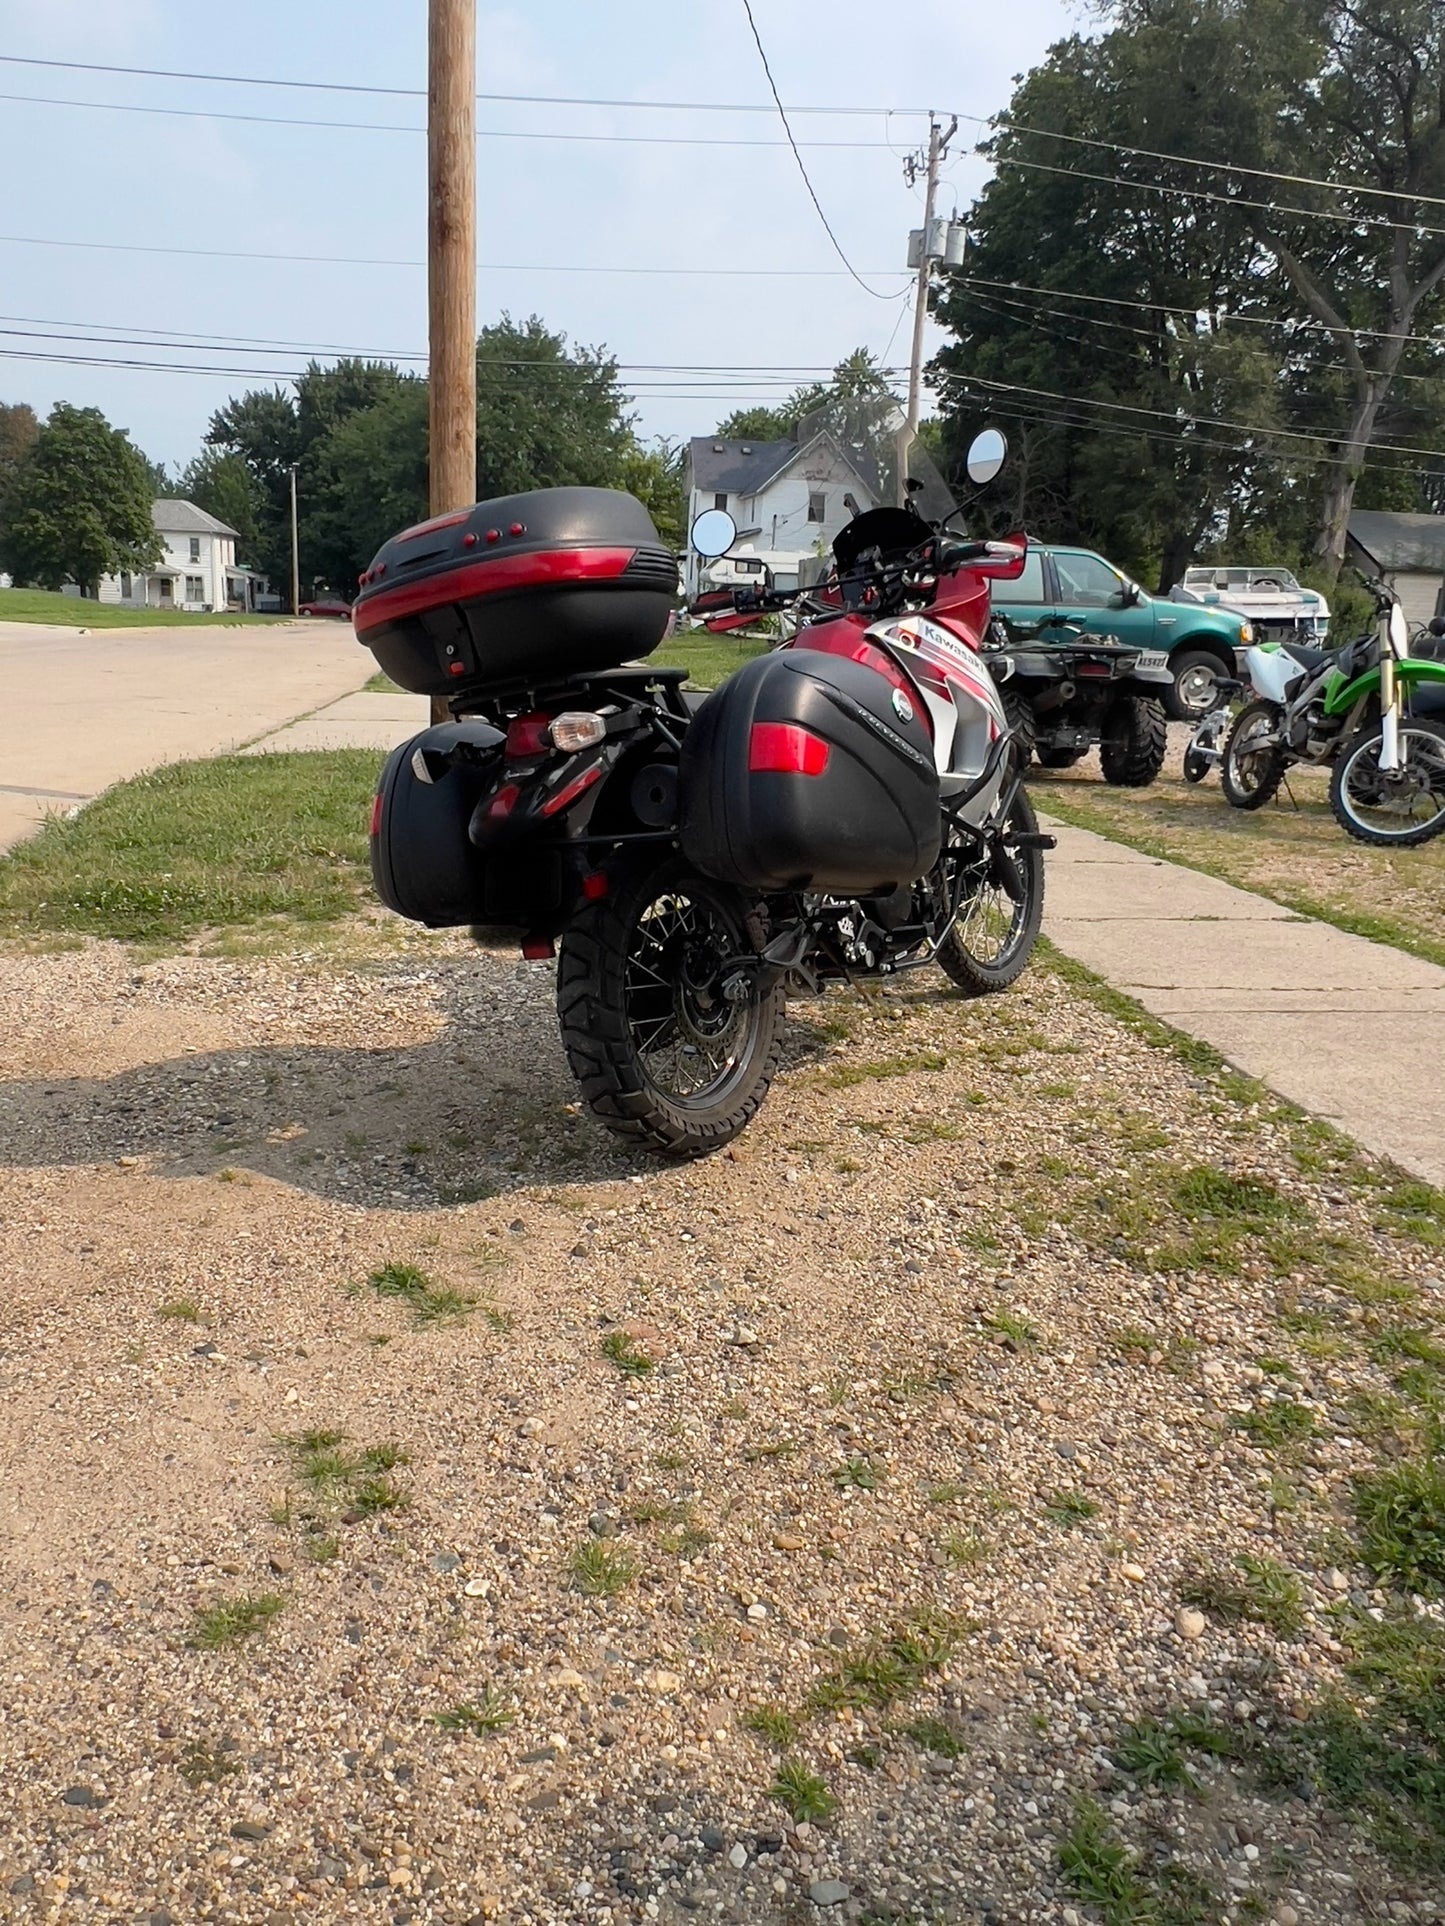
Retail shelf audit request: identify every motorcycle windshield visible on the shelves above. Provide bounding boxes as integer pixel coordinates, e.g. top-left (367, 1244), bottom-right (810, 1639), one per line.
top-left (789, 397), bottom-right (959, 578)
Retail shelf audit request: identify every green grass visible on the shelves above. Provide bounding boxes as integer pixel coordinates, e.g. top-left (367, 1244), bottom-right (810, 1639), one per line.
top-left (190, 1592), bottom-right (285, 1650)
top-left (1180, 1553), bottom-right (1304, 1636)
top-left (1111, 1712), bottom-right (1235, 1788)
top-left (822, 1049), bottom-right (947, 1088)
top-left (1045, 1489), bottom-right (1101, 1530)
top-left (0, 751), bottom-right (379, 941)
top-left (1257, 1608), bottom-right (1445, 1870)
top-left (902, 1715), bottom-right (966, 1759)
top-left (362, 669), bottom-right (407, 694)
top-left (1058, 1797), bottom-right (1217, 1924)
top-left (432, 1690), bottom-right (515, 1735)
top-left (357, 1261), bottom-right (475, 1330)
top-left (832, 1455), bottom-right (884, 1491)
top-left (600, 1329), bottom-right (654, 1378)
top-left (567, 1539), bottom-right (637, 1597)
top-left (655, 628), bottom-right (768, 691)
top-left (803, 1609), bottom-right (964, 1716)
top-left (743, 1705), bottom-right (799, 1749)
top-left (984, 1307), bottom-right (1040, 1349)
top-left (156, 1297), bottom-right (202, 1323)
top-left (1235, 1399), bottom-right (1317, 1450)
top-left (0, 586), bottom-right (286, 628)
top-left (276, 1428), bottom-right (411, 1523)
top-left (768, 1758), bottom-right (838, 1824)
top-left (177, 1740), bottom-right (243, 1788)
top-left (1354, 1459), bottom-right (1445, 1592)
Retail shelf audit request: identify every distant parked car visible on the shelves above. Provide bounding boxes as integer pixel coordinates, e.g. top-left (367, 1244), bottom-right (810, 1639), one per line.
top-left (989, 542), bottom-right (1253, 720)
top-left (298, 597), bottom-right (352, 619)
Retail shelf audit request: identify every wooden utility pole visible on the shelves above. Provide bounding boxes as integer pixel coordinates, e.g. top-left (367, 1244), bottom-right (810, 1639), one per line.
top-left (427, 0), bottom-right (476, 715)
top-left (289, 465), bottom-right (300, 615)
top-left (898, 114), bottom-right (956, 502)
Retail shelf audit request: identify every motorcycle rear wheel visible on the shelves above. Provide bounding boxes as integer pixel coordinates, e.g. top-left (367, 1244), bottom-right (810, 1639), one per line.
top-left (1221, 700), bottom-right (1285, 810)
top-left (557, 856), bottom-right (784, 1157)
top-left (935, 789), bottom-right (1045, 997)
top-left (1328, 718), bottom-right (1445, 847)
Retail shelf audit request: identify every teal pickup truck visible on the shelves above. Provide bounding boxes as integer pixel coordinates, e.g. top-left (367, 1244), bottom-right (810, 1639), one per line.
top-left (989, 543), bottom-right (1253, 721)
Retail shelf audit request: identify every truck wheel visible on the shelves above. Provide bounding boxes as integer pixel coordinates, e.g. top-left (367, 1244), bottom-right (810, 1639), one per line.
top-left (1001, 691), bottom-right (1036, 771)
top-left (557, 856), bottom-right (784, 1157)
top-left (1165, 649), bottom-right (1228, 721)
top-left (1099, 697), bottom-right (1168, 787)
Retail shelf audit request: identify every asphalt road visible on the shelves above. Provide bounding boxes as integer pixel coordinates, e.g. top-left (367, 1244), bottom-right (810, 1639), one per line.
top-left (0, 619), bottom-right (377, 850)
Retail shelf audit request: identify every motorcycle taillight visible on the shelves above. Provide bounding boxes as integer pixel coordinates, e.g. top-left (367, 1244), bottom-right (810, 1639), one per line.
top-left (506, 712), bottom-right (552, 758)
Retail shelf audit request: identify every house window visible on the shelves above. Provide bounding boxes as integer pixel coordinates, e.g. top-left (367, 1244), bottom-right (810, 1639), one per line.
top-left (189, 537), bottom-right (201, 562)
top-left (185, 575), bottom-right (204, 601)
top-left (713, 493), bottom-right (728, 511)
top-left (119, 573), bottom-right (132, 599)
top-left (808, 491), bottom-right (826, 522)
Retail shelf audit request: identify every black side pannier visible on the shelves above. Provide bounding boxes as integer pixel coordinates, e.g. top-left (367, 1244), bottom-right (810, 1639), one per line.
top-left (370, 722), bottom-right (502, 927)
top-left (678, 650), bottom-right (940, 894)
top-left (352, 487), bottom-right (676, 699)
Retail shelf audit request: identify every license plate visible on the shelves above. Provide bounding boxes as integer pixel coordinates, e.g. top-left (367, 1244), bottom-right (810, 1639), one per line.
top-left (1135, 650), bottom-right (1169, 670)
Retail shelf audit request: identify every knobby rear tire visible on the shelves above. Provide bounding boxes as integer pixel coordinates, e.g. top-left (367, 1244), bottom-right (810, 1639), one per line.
top-left (1221, 699), bottom-right (1285, 811)
top-left (557, 856), bottom-right (784, 1158)
top-left (1099, 696), bottom-right (1168, 787)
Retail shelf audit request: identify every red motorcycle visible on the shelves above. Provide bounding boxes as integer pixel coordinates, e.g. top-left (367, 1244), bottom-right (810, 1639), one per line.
top-left (357, 425), bottom-right (1048, 1157)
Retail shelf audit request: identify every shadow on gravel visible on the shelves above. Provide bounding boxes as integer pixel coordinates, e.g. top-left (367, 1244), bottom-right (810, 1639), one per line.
top-left (0, 959), bottom-right (832, 1210)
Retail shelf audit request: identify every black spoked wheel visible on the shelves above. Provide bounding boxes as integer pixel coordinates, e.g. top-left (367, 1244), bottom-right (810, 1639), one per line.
top-left (1329, 719), bottom-right (1445, 847)
top-left (935, 788), bottom-right (1046, 997)
top-left (557, 857), bottom-right (784, 1157)
top-left (1220, 699), bottom-right (1285, 810)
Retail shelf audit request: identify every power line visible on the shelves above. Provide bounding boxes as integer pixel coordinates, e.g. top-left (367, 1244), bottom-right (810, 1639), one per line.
top-left (994, 150), bottom-right (1445, 241)
top-left (954, 369), bottom-right (1445, 461)
top-left (0, 232), bottom-right (904, 279)
top-left (0, 52), bottom-right (927, 117)
top-left (0, 89), bottom-right (909, 149)
top-left (0, 312), bottom-right (905, 373)
top-left (953, 274), bottom-right (1445, 348)
top-left (960, 284), bottom-right (1445, 388)
top-left (736, 0), bottom-right (894, 300)
top-left (975, 112), bottom-right (1445, 217)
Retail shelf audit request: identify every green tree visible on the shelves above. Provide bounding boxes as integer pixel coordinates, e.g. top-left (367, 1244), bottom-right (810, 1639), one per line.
top-left (1101, 0), bottom-right (1445, 580)
top-left (0, 403), bottom-right (161, 595)
top-left (306, 380), bottom-right (429, 591)
top-left (474, 314), bottom-right (633, 498)
top-left (177, 448), bottom-right (263, 556)
top-left (0, 402), bottom-right (39, 501)
top-left (617, 437), bottom-right (686, 547)
top-left (715, 404), bottom-right (795, 440)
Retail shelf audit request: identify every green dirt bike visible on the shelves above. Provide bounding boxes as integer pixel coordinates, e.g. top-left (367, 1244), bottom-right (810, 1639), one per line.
top-left (1221, 583), bottom-right (1445, 846)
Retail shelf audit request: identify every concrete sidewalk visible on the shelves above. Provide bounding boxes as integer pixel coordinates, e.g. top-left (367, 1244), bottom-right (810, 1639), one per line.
top-left (0, 620), bottom-right (381, 851)
top-left (1041, 817), bottom-right (1445, 1188)
top-left (243, 686), bottom-right (429, 754)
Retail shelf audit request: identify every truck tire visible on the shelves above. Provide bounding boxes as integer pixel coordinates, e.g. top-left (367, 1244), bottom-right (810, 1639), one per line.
top-left (1001, 690), bottom-right (1036, 771)
top-left (1099, 697), bottom-right (1168, 787)
top-left (1165, 648), bottom-right (1230, 722)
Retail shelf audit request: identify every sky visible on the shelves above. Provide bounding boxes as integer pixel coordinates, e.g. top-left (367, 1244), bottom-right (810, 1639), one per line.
top-left (0, 0), bottom-right (1089, 475)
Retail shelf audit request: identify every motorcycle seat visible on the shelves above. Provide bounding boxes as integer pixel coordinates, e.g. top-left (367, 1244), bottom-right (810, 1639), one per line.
top-left (1280, 642), bottom-right (1335, 675)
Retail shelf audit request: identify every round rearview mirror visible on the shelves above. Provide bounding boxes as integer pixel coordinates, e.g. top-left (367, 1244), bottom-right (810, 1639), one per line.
top-left (965, 427), bottom-right (1008, 485)
top-left (690, 507), bottom-right (738, 559)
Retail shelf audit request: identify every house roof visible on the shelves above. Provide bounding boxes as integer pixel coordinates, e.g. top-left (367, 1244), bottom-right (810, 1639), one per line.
top-left (1347, 510), bottom-right (1445, 574)
top-left (152, 498), bottom-right (240, 539)
top-left (688, 438), bottom-right (798, 496)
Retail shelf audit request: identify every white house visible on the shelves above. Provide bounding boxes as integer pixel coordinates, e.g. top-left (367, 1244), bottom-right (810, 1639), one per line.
top-left (64, 500), bottom-right (264, 612)
top-left (1348, 510), bottom-right (1445, 627)
top-left (683, 432), bottom-right (881, 597)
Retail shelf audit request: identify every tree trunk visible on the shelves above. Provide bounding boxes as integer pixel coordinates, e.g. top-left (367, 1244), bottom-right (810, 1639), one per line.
top-left (1314, 383), bottom-right (1388, 586)
top-left (1156, 527), bottom-right (1196, 595)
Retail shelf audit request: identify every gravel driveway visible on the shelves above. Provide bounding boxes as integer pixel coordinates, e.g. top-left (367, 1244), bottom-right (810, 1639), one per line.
top-left (0, 927), bottom-right (1439, 1924)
